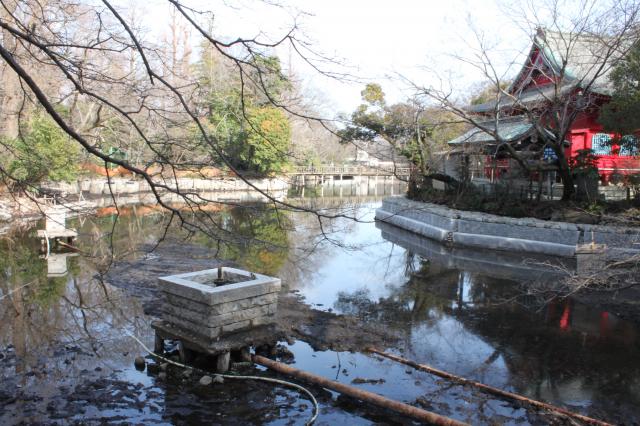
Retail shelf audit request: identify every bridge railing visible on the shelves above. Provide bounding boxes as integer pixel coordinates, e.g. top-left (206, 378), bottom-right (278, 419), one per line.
top-left (292, 165), bottom-right (412, 176)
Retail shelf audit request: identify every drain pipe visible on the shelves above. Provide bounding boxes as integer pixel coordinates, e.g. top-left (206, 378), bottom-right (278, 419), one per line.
top-left (252, 354), bottom-right (468, 426)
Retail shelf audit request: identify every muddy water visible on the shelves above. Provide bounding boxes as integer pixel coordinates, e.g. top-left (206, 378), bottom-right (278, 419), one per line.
top-left (1, 192), bottom-right (639, 424)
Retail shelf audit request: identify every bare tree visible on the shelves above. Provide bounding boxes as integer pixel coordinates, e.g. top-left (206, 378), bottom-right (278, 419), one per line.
top-left (0, 0), bottom-right (361, 251)
top-left (413, 0), bottom-right (640, 200)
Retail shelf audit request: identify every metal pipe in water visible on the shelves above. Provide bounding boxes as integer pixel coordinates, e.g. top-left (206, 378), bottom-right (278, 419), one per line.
top-left (214, 266), bottom-right (226, 285)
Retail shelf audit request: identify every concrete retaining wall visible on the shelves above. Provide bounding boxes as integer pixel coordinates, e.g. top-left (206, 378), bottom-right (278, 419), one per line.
top-left (376, 220), bottom-right (573, 281)
top-left (41, 176), bottom-right (290, 196)
top-left (376, 196), bottom-right (640, 258)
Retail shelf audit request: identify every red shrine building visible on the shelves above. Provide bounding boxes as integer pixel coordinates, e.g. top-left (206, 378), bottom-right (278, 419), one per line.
top-left (448, 28), bottom-right (640, 184)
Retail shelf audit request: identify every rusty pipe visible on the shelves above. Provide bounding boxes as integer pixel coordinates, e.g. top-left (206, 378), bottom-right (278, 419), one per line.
top-left (252, 354), bottom-right (468, 426)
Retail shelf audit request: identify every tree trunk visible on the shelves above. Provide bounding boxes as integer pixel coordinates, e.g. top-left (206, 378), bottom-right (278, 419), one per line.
top-left (0, 2), bottom-right (21, 139)
top-left (557, 159), bottom-right (574, 200)
top-left (551, 143), bottom-right (575, 201)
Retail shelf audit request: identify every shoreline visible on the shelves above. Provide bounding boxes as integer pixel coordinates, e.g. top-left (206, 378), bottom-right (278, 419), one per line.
top-left (0, 175), bottom-right (290, 233)
top-left (376, 196), bottom-right (640, 258)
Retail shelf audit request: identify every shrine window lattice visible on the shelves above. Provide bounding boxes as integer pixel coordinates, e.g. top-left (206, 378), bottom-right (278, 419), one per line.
top-left (591, 133), bottom-right (612, 155)
top-left (591, 133), bottom-right (639, 156)
top-left (619, 135), bottom-right (639, 157)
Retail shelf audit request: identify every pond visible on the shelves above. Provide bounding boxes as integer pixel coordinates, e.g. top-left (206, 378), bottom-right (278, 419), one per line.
top-left (1, 183), bottom-right (639, 424)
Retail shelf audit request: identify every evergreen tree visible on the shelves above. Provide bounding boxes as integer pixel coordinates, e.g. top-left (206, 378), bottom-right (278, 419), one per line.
top-left (600, 40), bottom-right (640, 146)
top-left (6, 113), bottom-right (80, 185)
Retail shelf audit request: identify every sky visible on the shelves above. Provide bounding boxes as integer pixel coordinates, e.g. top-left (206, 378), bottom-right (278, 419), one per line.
top-left (136, 0), bottom-right (536, 115)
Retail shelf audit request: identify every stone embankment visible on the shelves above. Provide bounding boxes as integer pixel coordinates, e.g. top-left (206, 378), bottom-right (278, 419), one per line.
top-left (376, 196), bottom-right (640, 258)
top-left (41, 176), bottom-right (289, 196)
top-left (0, 176), bottom-right (290, 233)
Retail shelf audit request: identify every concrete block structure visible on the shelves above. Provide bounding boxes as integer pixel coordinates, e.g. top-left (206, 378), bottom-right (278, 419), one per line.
top-left (158, 267), bottom-right (280, 340)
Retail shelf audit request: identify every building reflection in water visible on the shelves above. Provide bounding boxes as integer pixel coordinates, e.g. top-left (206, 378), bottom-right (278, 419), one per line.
top-left (364, 220), bottom-right (640, 419)
top-left (41, 252), bottom-right (78, 277)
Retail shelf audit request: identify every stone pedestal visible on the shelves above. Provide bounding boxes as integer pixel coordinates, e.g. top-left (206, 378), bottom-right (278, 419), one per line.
top-left (158, 267), bottom-right (280, 340)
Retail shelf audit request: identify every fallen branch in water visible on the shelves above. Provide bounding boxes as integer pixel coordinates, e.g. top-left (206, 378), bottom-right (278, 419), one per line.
top-left (366, 347), bottom-right (612, 426)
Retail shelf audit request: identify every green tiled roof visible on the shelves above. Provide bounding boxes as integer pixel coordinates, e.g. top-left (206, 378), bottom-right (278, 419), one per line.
top-left (448, 117), bottom-right (533, 145)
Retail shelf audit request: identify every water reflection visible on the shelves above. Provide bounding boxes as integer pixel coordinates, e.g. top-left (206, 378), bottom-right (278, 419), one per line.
top-left (362, 223), bottom-right (640, 421)
top-left (1, 196), bottom-right (639, 424)
top-left (376, 220), bottom-right (573, 281)
top-left (42, 252), bottom-right (78, 277)
top-left (289, 175), bottom-right (406, 200)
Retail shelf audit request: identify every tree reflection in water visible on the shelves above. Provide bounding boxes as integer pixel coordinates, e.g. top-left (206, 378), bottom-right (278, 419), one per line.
top-left (332, 248), bottom-right (640, 421)
top-left (2, 200), bottom-right (640, 423)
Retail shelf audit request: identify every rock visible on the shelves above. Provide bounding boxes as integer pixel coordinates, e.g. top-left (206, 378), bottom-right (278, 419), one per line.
top-left (134, 356), bottom-right (146, 371)
top-left (213, 375), bottom-right (224, 384)
top-left (147, 363), bottom-right (160, 374)
top-left (275, 345), bottom-right (295, 363)
top-left (199, 375), bottom-right (213, 386)
top-left (182, 369), bottom-right (192, 378)
top-left (159, 363), bottom-right (168, 372)
top-left (158, 372), bottom-right (167, 381)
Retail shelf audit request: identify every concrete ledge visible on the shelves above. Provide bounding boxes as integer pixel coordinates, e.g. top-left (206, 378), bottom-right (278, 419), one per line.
top-left (162, 302), bottom-right (277, 328)
top-left (158, 267), bottom-right (281, 304)
top-left (376, 196), bottom-right (640, 258)
top-left (163, 292), bottom-right (277, 316)
top-left (375, 209), bottom-right (449, 243)
top-left (453, 232), bottom-right (576, 257)
top-left (376, 220), bottom-right (572, 280)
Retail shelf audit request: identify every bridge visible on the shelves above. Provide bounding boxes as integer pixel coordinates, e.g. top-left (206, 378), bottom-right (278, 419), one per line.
top-left (290, 165), bottom-right (412, 178)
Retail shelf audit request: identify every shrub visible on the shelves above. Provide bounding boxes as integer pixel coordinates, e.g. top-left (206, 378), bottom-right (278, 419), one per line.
top-left (8, 113), bottom-right (79, 185)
